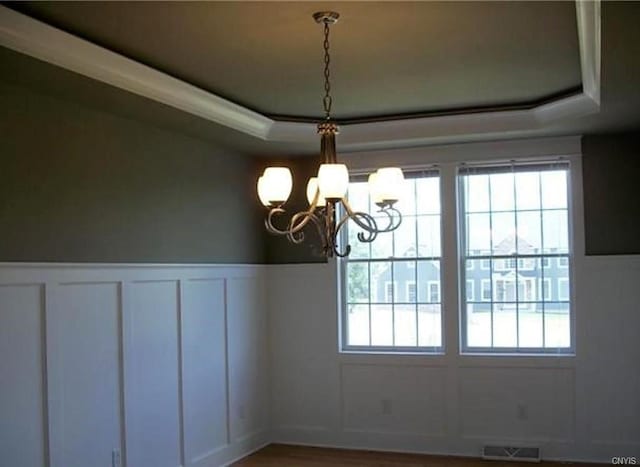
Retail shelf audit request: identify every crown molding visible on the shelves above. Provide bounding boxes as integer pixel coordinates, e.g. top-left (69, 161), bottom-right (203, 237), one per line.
top-left (0, 6), bottom-right (273, 139)
top-left (0, 1), bottom-right (600, 149)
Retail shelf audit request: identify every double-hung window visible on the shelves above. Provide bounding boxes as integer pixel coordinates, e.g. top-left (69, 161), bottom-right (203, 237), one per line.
top-left (459, 163), bottom-right (572, 352)
top-left (340, 160), bottom-right (573, 355)
top-left (341, 171), bottom-right (442, 352)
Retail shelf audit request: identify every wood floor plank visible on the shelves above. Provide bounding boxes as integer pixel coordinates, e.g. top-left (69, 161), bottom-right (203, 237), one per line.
top-left (234, 445), bottom-right (603, 467)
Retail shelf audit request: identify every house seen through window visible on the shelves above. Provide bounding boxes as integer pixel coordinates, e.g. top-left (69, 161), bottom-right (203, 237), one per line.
top-left (341, 162), bottom-right (573, 354)
top-left (341, 171), bottom-right (442, 351)
top-left (460, 163), bottom-right (572, 352)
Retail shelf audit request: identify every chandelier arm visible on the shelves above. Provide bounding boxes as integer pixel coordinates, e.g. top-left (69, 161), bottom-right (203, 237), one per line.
top-left (340, 198), bottom-right (382, 235)
top-left (265, 207), bottom-right (289, 235)
top-left (335, 211), bottom-right (380, 248)
top-left (375, 206), bottom-right (403, 233)
top-left (330, 212), bottom-right (350, 257)
top-left (265, 207), bottom-right (310, 237)
top-left (333, 242), bottom-right (352, 258)
top-left (265, 188), bottom-right (322, 238)
top-left (286, 210), bottom-right (324, 244)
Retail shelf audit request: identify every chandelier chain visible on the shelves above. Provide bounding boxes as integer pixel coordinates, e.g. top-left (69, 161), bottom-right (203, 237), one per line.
top-left (322, 21), bottom-right (332, 120)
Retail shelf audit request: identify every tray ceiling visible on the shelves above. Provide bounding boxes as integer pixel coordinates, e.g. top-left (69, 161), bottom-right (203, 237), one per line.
top-left (6, 1), bottom-right (582, 122)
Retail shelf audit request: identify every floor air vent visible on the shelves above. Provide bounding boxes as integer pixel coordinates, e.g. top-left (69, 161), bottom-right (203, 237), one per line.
top-left (482, 446), bottom-right (541, 462)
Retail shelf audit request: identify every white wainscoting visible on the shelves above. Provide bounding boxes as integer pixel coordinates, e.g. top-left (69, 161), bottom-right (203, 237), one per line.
top-left (0, 263), bottom-right (269, 467)
top-left (268, 258), bottom-right (640, 463)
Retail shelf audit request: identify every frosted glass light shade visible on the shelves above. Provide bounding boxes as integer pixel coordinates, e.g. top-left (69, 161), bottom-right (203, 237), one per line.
top-left (257, 176), bottom-right (270, 206)
top-left (368, 172), bottom-right (384, 205)
top-left (318, 164), bottom-right (349, 200)
top-left (262, 167), bottom-right (293, 204)
top-left (306, 177), bottom-right (326, 207)
top-left (376, 167), bottom-right (405, 202)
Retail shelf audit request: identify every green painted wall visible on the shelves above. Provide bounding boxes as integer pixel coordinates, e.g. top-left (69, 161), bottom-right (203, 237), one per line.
top-left (582, 132), bottom-right (640, 255)
top-left (0, 81), bottom-right (265, 263)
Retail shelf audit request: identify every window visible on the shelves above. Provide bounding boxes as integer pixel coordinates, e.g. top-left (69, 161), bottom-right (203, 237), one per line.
top-left (406, 281), bottom-right (417, 302)
top-left (518, 258), bottom-right (534, 270)
top-left (558, 278), bottom-right (570, 301)
top-left (428, 281), bottom-right (441, 303)
top-left (494, 277), bottom-right (535, 302)
top-left (481, 279), bottom-right (491, 301)
top-left (460, 163), bottom-right (572, 352)
top-left (341, 161), bottom-right (573, 355)
top-left (539, 278), bottom-right (552, 301)
top-left (384, 282), bottom-right (396, 303)
top-left (341, 171), bottom-right (442, 351)
top-left (466, 280), bottom-right (475, 301)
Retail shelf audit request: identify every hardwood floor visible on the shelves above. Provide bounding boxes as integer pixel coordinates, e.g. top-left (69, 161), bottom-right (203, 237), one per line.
top-left (234, 444), bottom-right (600, 467)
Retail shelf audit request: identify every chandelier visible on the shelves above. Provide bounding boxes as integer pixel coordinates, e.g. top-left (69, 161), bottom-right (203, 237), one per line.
top-left (257, 11), bottom-right (404, 258)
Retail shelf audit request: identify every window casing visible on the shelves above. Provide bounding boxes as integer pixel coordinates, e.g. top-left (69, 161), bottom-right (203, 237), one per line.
top-left (459, 162), bottom-right (573, 353)
top-left (340, 171), bottom-right (442, 352)
top-left (340, 160), bottom-right (574, 355)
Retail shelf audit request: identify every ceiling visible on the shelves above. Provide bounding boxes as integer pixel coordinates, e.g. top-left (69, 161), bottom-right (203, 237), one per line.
top-left (1, 1), bottom-right (639, 157)
top-left (6, 1), bottom-right (581, 122)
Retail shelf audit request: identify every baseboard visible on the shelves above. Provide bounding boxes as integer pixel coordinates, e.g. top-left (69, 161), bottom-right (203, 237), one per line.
top-left (221, 441), bottom-right (272, 467)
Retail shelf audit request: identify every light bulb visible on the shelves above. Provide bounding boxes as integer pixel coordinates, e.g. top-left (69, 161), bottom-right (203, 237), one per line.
top-left (306, 177), bottom-right (326, 207)
top-left (317, 164), bottom-right (349, 200)
top-left (262, 167), bottom-right (293, 204)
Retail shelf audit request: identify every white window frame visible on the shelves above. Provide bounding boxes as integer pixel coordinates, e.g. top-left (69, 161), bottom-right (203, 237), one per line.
top-left (458, 161), bottom-right (574, 354)
top-left (339, 170), bottom-right (443, 354)
top-left (339, 151), bottom-right (578, 357)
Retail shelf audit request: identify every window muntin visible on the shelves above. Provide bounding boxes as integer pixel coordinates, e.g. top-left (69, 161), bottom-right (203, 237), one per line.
top-left (341, 172), bottom-right (442, 352)
top-left (460, 163), bottom-right (572, 352)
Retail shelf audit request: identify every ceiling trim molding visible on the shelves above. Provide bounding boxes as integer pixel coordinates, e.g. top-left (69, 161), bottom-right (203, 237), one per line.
top-left (0, 5), bottom-right (273, 139)
top-left (265, 86), bottom-right (583, 125)
top-left (0, 1), bottom-right (600, 149)
top-left (341, 135), bottom-right (583, 172)
top-left (576, 0), bottom-right (600, 105)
